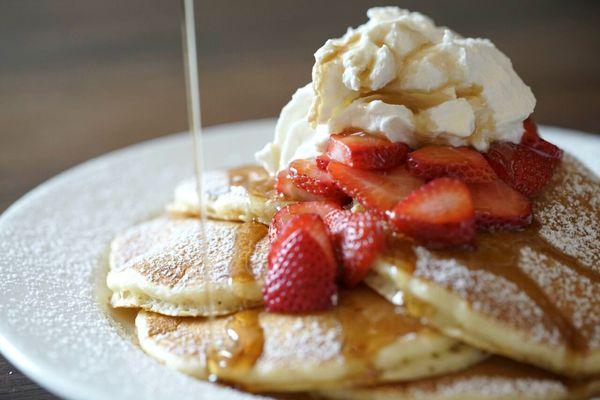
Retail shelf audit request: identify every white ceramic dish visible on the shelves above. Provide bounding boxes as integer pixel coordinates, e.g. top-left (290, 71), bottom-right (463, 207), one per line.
top-left (0, 119), bottom-right (598, 400)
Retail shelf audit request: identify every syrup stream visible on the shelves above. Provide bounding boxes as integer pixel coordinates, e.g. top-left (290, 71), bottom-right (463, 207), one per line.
top-left (180, 0), bottom-right (217, 382)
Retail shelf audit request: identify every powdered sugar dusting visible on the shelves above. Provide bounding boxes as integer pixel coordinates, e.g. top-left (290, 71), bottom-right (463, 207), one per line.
top-left (259, 314), bottom-right (343, 366)
top-left (407, 375), bottom-right (567, 398)
top-left (413, 248), bottom-right (561, 347)
top-left (324, 356), bottom-right (587, 399)
top-left (536, 155), bottom-right (600, 271)
top-left (520, 247), bottom-right (600, 347)
top-left (110, 218), bottom-right (266, 288)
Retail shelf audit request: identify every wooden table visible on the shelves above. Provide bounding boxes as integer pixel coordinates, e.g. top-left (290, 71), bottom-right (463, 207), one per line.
top-left (1, 0), bottom-right (598, 398)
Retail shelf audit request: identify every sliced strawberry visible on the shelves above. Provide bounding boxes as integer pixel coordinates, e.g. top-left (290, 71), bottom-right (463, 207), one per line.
top-left (326, 132), bottom-right (409, 170)
top-left (391, 178), bottom-right (475, 248)
top-left (468, 180), bottom-right (532, 231)
top-left (316, 154), bottom-right (331, 171)
top-left (264, 214), bottom-right (338, 313)
top-left (288, 159), bottom-right (350, 203)
top-left (521, 118), bottom-right (563, 160)
top-left (325, 210), bottom-right (386, 287)
top-left (327, 162), bottom-right (425, 213)
top-left (485, 142), bottom-right (557, 197)
top-left (407, 145), bottom-right (497, 183)
top-left (276, 169), bottom-right (337, 202)
top-left (322, 209), bottom-right (350, 237)
top-left (269, 201), bottom-right (342, 243)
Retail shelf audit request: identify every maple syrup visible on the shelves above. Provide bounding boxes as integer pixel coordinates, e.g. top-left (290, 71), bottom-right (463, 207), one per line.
top-left (226, 165), bottom-right (276, 198)
top-left (334, 287), bottom-right (423, 381)
top-left (180, 0), bottom-right (218, 381)
top-left (229, 222), bottom-right (268, 298)
top-left (209, 309), bottom-right (264, 373)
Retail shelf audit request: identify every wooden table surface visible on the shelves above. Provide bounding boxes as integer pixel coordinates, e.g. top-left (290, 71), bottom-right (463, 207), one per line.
top-left (1, 1), bottom-right (599, 398)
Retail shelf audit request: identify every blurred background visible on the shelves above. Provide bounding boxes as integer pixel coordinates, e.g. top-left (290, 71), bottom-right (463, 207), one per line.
top-left (0, 0), bottom-right (599, 398)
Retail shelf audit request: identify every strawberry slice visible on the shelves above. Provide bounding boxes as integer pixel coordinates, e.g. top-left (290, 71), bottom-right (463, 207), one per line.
top-left (315, 154), bottom-right (331, 171)
top-left (325, 210), bottom-right (386, 287)
top-left (391, 178), bottom-right (475, 248)
top-left (485, 142), bottom-right (557, 197)
top-left (288, 159), bottom-right (350, 203)
top-left (407, 145), bottom-right (497, 183)
top-left (521, 118), bottom-right (563, 160)
top-left (468, 180), bottom-right (532, 231)
top-left (327, 162), bottom-right (425, 213)
top-left (326, 132), bottom-right (409, 170)
top-left (269, 201), bottom-right (342, 243)
top-left (264, 214), bottom-right (338, 312)
top-left (276, 168), bottom-right (338, 202)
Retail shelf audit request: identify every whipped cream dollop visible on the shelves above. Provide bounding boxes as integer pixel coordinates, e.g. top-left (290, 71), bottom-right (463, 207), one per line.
top-left (256, 7), bottom-right (536, 175)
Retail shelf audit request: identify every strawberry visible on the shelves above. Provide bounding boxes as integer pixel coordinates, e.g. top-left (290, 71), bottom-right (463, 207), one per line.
top-left (264, 214), bottom-right (338, 313)
top-left (327, 162), bottom-right (425, 213)
top-left (288, 159), bottom-right (350, 203)
top-left (407, 145), bottom-right (497, 183)
top-left (315, 154), bottom-right (331, 171)
top-left (521, 118), bottom-right (563, 160)
top-left (322, 209), bottom-right (350, 237)
top-left (268, 201), bottom-right (342, 243)
top-left (276, 168), bottom-right (338, 202)
top-left (468, 179), bottom-right (532, 231)
top-left (325, 210), bottom-right (386, 287)
top-left (326, 132), bottom-right (409, 170)
top-left (485, 142), bottom-right (557, 197)
top-left (391, 178), bottom-right (475, 248)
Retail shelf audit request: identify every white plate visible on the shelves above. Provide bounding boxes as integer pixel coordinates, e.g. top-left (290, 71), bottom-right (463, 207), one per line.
top-left (0, 119), bottom-right (598, 400)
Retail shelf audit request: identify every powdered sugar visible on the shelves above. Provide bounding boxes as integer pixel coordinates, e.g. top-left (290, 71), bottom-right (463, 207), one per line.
top-left (111, 218), bottom-right (266, 288)
top-left (536, 154), bottom-right (600, 271)
top-left (324, 356), bottom-right (584, 399)
top-left (408, 375), bottom-right (567, 398)
top-left (520, 247), bottom-right (600, 347)
top-left (259, 314), bottom-right (344, 365)
top-left (413, 248), bottom-right (562, 347)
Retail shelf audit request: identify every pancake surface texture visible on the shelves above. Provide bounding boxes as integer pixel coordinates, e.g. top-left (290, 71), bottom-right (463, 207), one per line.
top-left (167, 165), bottom-right (283, 224)
top-left (319, 356), bottom-right (599, 400)
top-left (107, 217), bottom-right (269, 316)
top-left (136, 287), bottom-right (485, 392)
top-left (367, 155), bottom-right (600, 376)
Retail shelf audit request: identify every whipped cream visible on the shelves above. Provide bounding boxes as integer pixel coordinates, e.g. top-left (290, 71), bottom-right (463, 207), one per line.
top-left (256, 7), bottom-right (536, 175)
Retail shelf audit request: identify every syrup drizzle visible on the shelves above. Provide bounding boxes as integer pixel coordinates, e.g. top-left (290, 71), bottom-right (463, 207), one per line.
top-left (226, 165), bottom-right (276, 198)
top-left (210, 309), bottom-right (264, 373)
top-left (229, 222), bottom-right (268, 297)
top-left (334, 287), bottom-right (422, 381)
top-left (180, 0), bottom-right (217, 381)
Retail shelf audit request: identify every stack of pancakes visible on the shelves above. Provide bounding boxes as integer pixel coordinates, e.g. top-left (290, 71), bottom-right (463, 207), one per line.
top-left (107, 155), bottom-right (599, 399)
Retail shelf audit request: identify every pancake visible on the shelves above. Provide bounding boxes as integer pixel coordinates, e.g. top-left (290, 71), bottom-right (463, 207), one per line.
top-left (366, 155), bottom-right (600, 376)
top-left (135, 287), bottom-right (485, 392)
top-left (167, 165), bottom-right (283, 224)
top-left (319, 356), bottom-right (600, 400)
top-left (107, 217), bottom-right (269, 316)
